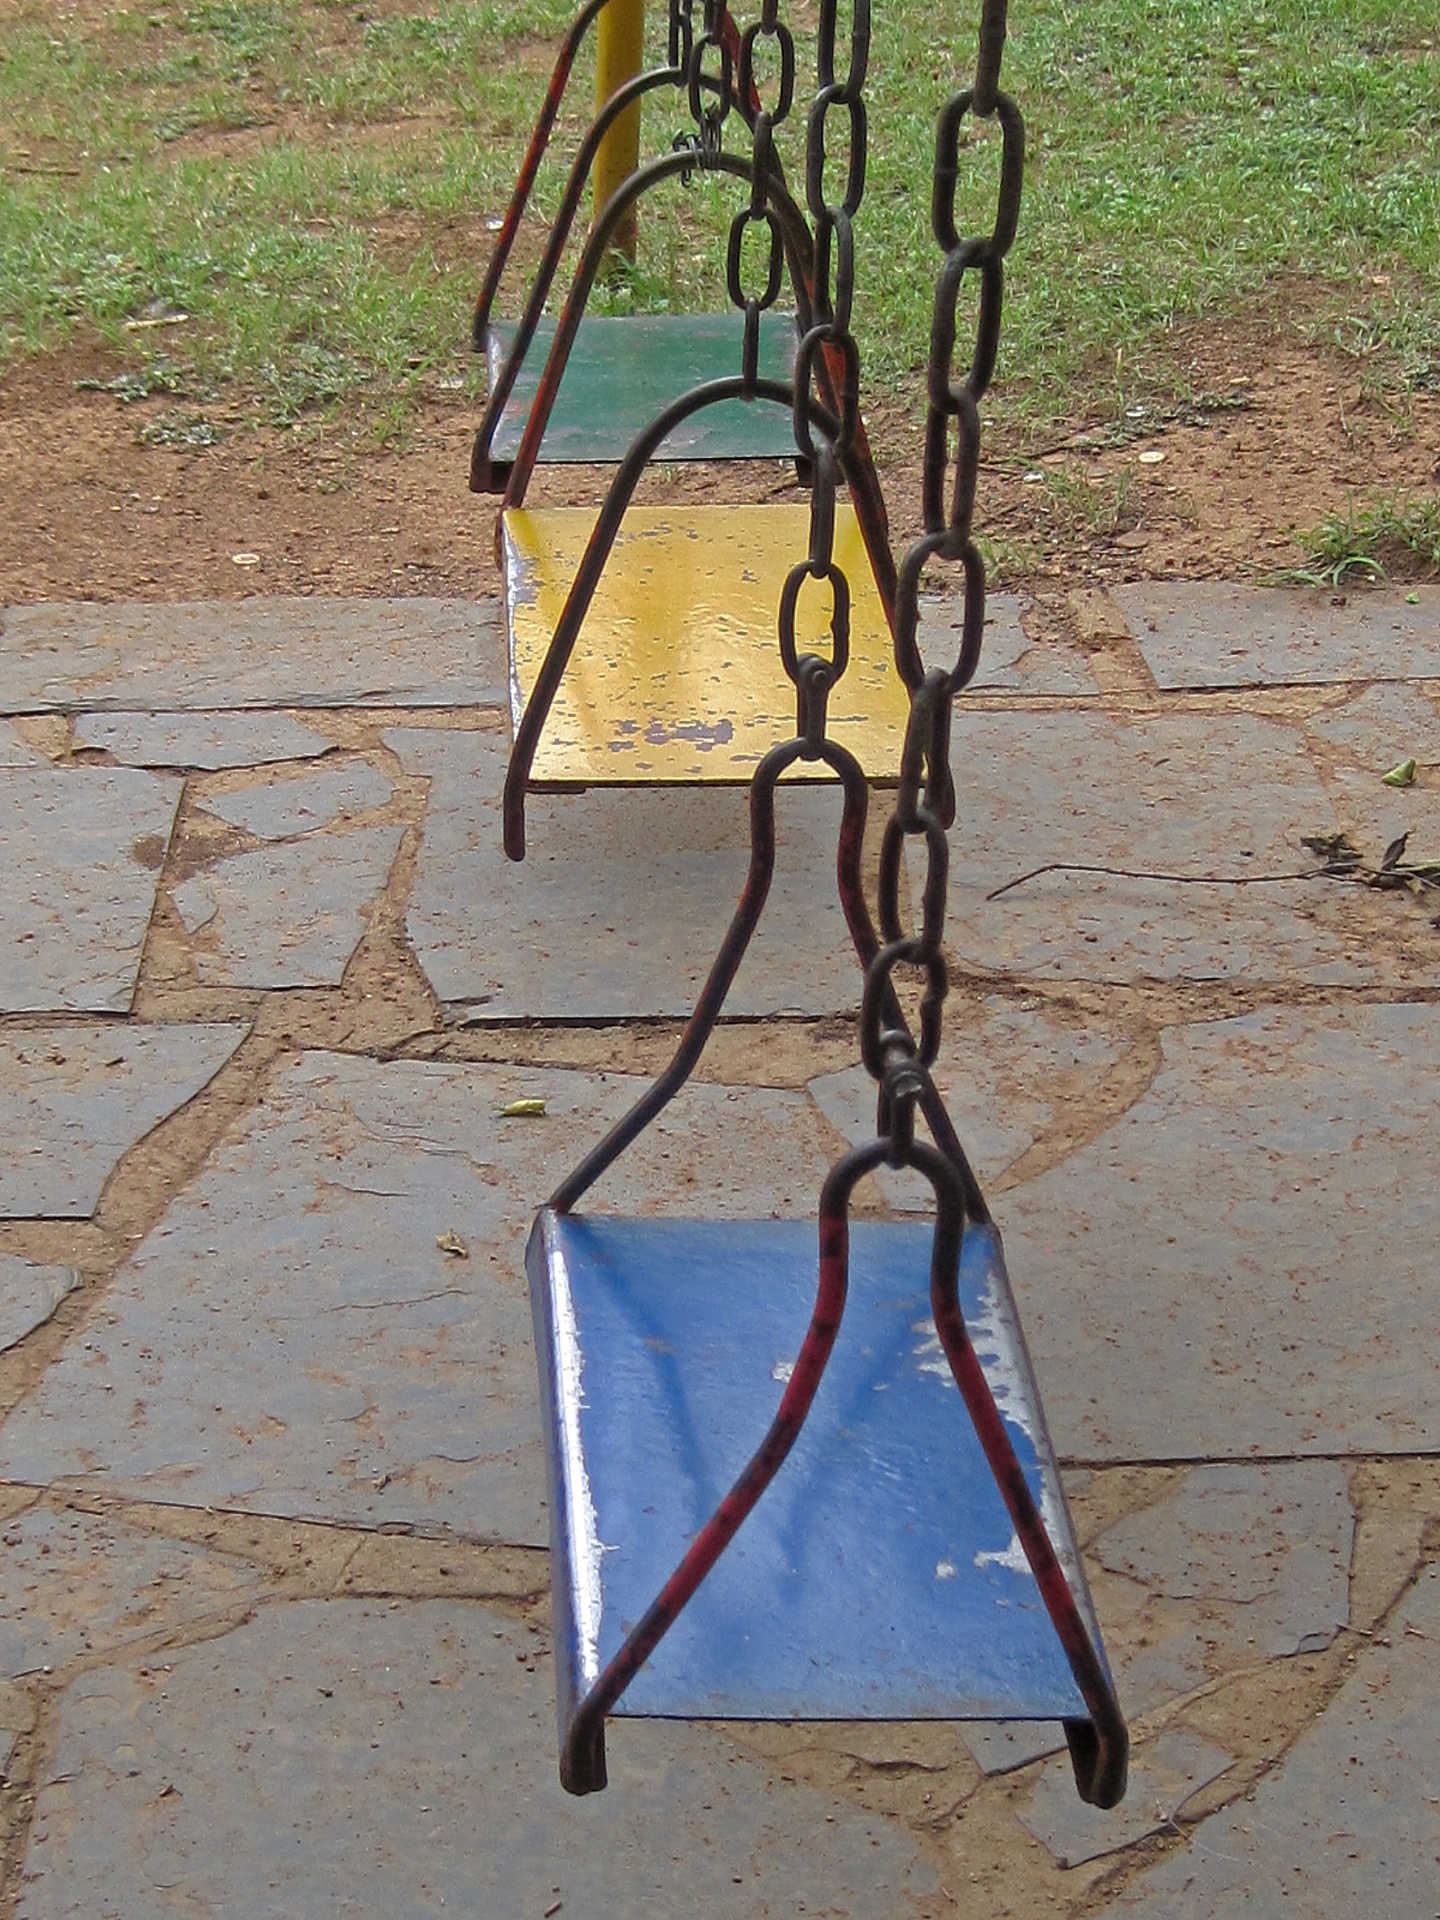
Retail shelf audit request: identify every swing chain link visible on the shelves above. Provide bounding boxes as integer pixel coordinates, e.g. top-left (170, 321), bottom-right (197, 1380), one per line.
top-left (774, 0), bottom-right (869, 744)
top-left (917, 8), bottom-right (1023, 647)
top-left (864, 0), bottom-right (1022, 1169)
top-left (738, 1), bottom-right (796, 122)
top-left (667, 0), bottom-right (695, 70)
top-left (685, 0), bottom-right (735, 156)
top-left (727, 0), bottom-right (793, 394)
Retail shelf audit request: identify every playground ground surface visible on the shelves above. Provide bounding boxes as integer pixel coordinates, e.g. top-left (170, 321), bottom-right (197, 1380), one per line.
top-left (2, 284), bottom-right (1440, 1906)
top-left (4, 6), bottom-right (1440, 1911)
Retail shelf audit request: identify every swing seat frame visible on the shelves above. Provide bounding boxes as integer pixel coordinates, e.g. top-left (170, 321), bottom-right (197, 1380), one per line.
top-left (532, 1211), bottom-right (1106, 1736)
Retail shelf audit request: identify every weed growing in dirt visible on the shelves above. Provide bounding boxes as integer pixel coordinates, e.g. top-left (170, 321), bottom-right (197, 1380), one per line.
top-left (1, 0), bottom-right (1437, 447)
top-left (136, 409), bottom-right (226, 447)
top-left (1031, 463), bottom-right (1139, 541)
top-left (1290, 494), bottom-right (1440, 585)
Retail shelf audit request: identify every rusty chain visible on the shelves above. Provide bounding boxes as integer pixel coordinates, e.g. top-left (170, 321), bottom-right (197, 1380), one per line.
top-left (666, 0), bottom-right (694, 69)
top-left (865, 0), bottom-right (1022, 1179)
top-left (768, 0), bottom-right (869, 742)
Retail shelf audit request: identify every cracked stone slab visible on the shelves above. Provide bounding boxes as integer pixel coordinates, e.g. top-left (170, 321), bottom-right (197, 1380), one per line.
top-left (0, 1055), bottom-right (834, 1543)
top-left (0, 1505), bottom-right (265, 1680)
top-left (170, 824), bottom-right (403, 987)
top-left (1090, 1462), bottom-right (1353, 1715)
top-left (918, 592), bottom-right (1098, 694)
top-left (1307, 683), bottom-right (1440, 768)
top-left (0, 598), bottom-right (507, 712)
top-left (1108, 1562), bottom-right (1440, 1916)
top-left (74, 710), bottom-right (334, 770)
top-left (1304, 683), bottom-right (1440, 853)
top-left (810, 997), bottom-right (1127, 1202)
top-left (0, 1023), bottom-right (247, 1217)
top-left (0, 1259), bottom-right (78, 1352)
top-left (18, 1600), bottom-right (937, 1920)
top-left (1003, 1002), bottom-right (1440, 1461)
top-left (0, 720), bottom-right (46, 765)
top-left (1, 767), bottom-right (181, 1013)
top-left (962, 1719), bottom-right (1068, 1776)
top-left (1115, 581), bottom-right (1440, 688)
top-left (932, 709), bottom-right (1415, 985)
top-left (196, 759), bottom-right (394, 839)
top-left (960, 1464), bottom-right (1349, 1774)
top-left (1020, 1727), bottom-right (1234, 1868)
top-left (389, 727), bottom-right (870, 1019)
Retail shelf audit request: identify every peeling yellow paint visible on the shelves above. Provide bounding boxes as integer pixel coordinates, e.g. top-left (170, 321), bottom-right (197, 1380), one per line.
top-left (503, 505), bottom-right (910, 783)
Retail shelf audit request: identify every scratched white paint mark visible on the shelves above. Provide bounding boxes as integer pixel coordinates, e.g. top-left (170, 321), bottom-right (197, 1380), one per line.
top-left (975, 1534), bottom-right (1031, 1574)
top-left (771, 1358), bottom-right (795, 1383)
top-left (502, 530), bottom-right (535, 738)
top-left (935, 1560), bottom-right (957, 1581)
top-left (547, 1231), bottom-right (607, 1688)
top-left (910, 1232), bottom-right (1080, 1587)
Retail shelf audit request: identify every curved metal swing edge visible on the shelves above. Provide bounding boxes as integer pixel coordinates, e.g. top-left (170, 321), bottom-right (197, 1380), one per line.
top-left (471, 0), bottom-right (837, 495)
top-left (473, 0), bottom-right (753, 360)
top-left (470, 0), bottom-right (762, 495)
top-left (472, 67), bottom-right (698, 493)
top-left (470, 0), bottom-right (621, 358)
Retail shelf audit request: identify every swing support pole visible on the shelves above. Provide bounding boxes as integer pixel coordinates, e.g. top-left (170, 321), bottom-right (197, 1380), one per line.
top-left (593, 0), bottom-right (645, 259)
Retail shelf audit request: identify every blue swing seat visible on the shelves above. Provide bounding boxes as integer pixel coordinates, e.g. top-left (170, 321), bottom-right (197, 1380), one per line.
top-left (529, 1209), bottom-right (1110, 1732)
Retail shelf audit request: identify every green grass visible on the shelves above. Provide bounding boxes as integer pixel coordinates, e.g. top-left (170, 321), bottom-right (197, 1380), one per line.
top-left (1289, 492), bottom-right (1440, 584)
top-left (1, 0), bottom-right (1437, 446)
top-left (0, 0), bottom-right (577, 431)
top-left (862, 0), bottom-right (1440, 424)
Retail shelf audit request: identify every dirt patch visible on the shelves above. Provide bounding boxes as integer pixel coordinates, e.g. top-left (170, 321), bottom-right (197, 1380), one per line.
top-left (1006, 322), bottom-right (1440, 590)
top-left (3, 303), bottom-right (1437, 610)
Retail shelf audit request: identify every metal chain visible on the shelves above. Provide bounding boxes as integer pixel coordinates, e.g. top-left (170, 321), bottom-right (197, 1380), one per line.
top-left (864, 0), bottom-right (1023, 1177)
top-left (770, 0), bottom-right (869, 743)
top-left (667, 0), bottom-right (695, 69)
top-left (681, 0), bottom-right (735, 160)
top-left (720, 1), bottom-right (800, 393)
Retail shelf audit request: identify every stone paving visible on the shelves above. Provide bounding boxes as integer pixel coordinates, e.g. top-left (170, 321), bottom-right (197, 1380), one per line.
top-left (1, 584), bottom-right (1438, 1916)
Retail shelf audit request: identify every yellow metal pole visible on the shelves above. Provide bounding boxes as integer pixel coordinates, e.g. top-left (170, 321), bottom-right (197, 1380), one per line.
top-left (593, 0), bottom-right (645, 260)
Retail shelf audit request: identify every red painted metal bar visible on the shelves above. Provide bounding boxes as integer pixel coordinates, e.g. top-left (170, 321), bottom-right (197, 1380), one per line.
top-left (929, 1235), bottom-right (1128, 1807)
top-left (472, 0), bottom-right (615, 353)
top-left (555, 763), bottom-right (881, 1793)
top-left (471, 66), bottom-right (688, 493)
top-left (561, 1173), bottom-right (857, 1792)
